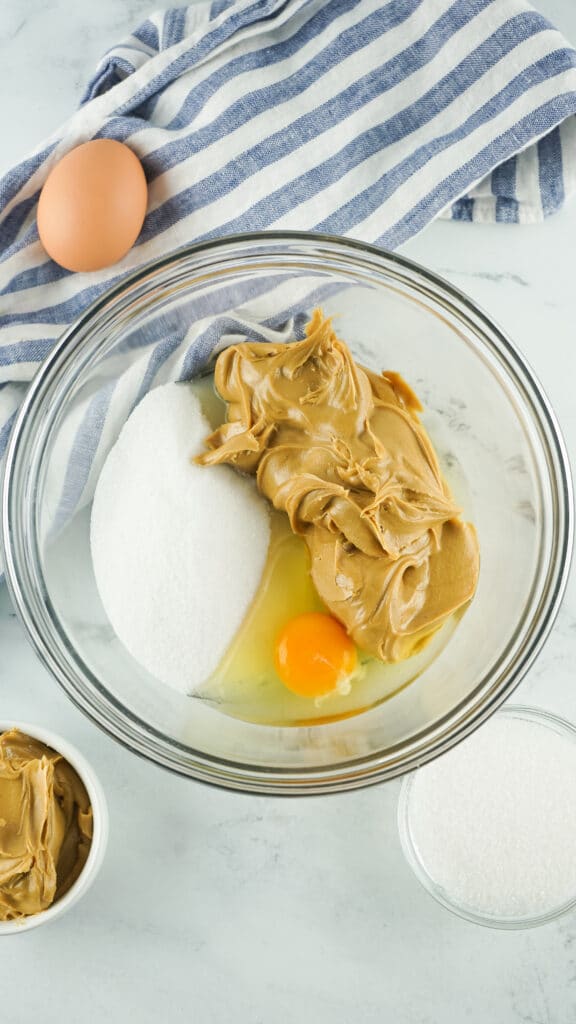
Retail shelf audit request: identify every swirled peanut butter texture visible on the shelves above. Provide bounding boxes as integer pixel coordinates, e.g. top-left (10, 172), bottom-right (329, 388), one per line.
top-left (0, 729), bottom-right (93, 921)
top-left (199, 310), bottom-right (479, 661)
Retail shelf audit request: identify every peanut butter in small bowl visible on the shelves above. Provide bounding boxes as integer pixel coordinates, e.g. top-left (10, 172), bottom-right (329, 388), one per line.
top-left (0, 724), bottom-right (108, 933)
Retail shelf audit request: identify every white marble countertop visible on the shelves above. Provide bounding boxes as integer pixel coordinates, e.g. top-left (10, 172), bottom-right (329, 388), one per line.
top-left (3, 1), bottom-right (576, 1021)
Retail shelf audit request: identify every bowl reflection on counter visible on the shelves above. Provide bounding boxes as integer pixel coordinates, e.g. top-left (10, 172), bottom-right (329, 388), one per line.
top-left (1, 232), bottom-right (573, 794)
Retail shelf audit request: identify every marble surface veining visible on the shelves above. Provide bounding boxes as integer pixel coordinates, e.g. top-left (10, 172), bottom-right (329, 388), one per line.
top-left (2, 1), bottom-right (576, 1022)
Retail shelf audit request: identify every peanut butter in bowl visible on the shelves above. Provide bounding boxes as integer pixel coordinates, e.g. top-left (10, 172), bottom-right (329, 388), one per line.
top-left (199, 309), bottom-right (480, 665)
top-left (0, 727), bottom-right (97, 927)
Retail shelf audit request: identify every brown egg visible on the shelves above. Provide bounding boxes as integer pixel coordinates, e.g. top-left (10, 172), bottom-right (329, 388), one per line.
top-left (37, 140), bottom-right (148, 273)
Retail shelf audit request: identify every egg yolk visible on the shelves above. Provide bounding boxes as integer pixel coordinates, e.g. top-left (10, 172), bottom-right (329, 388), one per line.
top-left (274, 612), bottom-right (357, 698)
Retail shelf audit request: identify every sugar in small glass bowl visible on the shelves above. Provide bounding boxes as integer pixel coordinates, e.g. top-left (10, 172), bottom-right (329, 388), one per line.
top-left (398, 705), bottom-right (576, 929)
top-left (0, 721), bottom-right (108, 935)
top-left (1, 233), bottom-right (573, 794)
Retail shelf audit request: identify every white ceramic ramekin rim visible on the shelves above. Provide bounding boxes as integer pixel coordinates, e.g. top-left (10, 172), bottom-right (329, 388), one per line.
top-left (0, 720), bottom-right (109, 935)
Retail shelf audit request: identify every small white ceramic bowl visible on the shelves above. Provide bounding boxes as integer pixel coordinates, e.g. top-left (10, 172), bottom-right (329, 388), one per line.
top-left (0, 720), bottom-right (109, 935)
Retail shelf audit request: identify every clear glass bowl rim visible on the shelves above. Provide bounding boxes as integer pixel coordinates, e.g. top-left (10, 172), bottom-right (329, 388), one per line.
top-left (1, 231), bottom-right (573, 795)
top-left (398, 704), bottom-right (576, 929)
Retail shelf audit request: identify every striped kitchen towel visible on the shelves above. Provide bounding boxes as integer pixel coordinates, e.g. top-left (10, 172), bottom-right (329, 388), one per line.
top-left (2, 0), bottom-right (576, 540)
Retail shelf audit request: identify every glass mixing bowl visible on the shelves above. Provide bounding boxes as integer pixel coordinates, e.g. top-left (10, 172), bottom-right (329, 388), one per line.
top-left (1, 233), bottom-right (572, 794)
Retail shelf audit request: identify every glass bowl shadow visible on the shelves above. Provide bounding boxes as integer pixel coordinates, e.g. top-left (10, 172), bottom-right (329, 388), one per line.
top-left (1, 232), bottom-right (573, 794)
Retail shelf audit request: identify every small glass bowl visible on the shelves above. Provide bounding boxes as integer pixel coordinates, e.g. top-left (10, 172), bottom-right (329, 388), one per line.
top-left (398, 704), bottom-right (576, 929)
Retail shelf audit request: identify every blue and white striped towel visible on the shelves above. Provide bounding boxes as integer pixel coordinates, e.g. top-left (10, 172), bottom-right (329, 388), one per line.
top-left (2, 0), bottom-right (576, 558)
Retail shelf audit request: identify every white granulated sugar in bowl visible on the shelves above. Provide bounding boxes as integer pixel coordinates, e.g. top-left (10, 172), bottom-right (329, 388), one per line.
top-left (90, 382), bottom-right (270, 694)
top-left (403, 712), bottom-right (576, 922)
